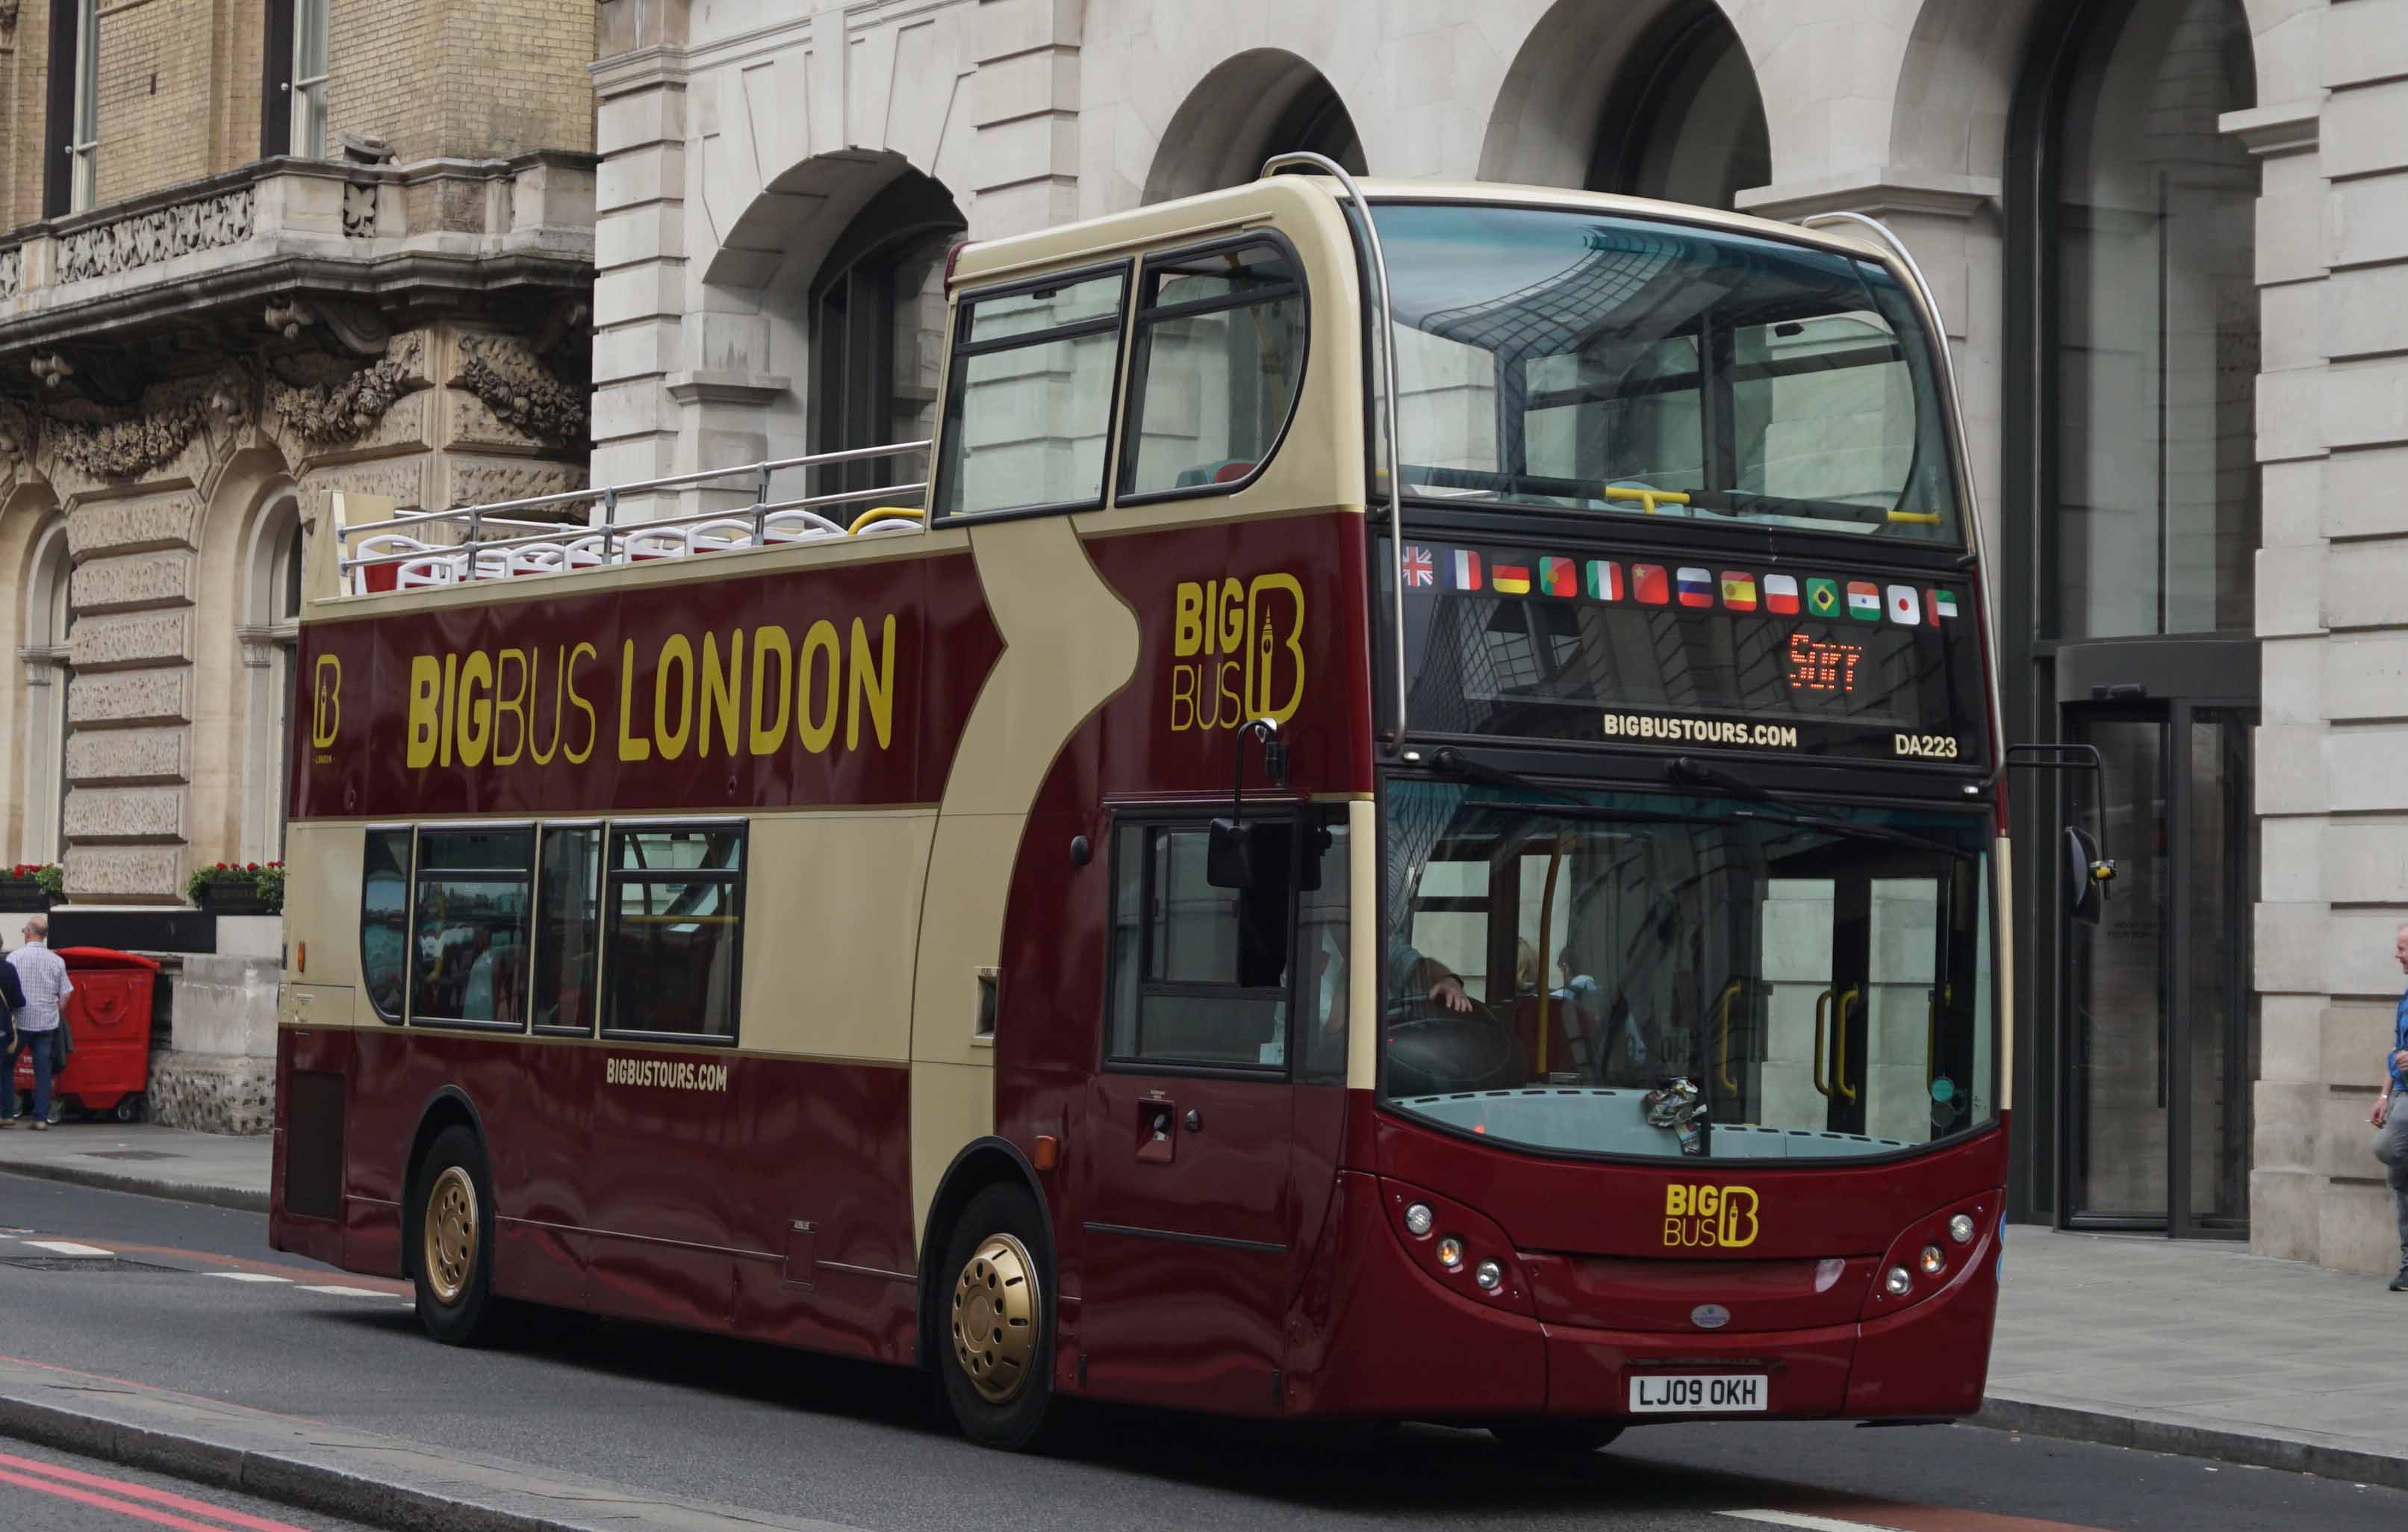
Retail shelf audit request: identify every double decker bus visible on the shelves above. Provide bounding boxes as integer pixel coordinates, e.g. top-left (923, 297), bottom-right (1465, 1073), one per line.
top-left (273, 161), bottom-right (2009, 1454)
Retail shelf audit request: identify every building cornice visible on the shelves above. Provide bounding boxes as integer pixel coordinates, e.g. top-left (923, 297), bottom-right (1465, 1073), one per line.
top-left (1736, 169), bottom-right (2001, 225)
top-left (2221, 99), bottom-right (2321, 159)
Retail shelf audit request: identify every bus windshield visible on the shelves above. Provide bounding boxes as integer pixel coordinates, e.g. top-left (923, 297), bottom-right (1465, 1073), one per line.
top-left (1381, 778), bottom-right (1996, 1162)
top-left (1372, 202), bottom-right (1961, 542)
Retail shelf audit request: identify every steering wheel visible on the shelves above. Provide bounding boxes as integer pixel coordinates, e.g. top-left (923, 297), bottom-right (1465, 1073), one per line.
top-left (1382, 997), bottom-right (1528, 1097)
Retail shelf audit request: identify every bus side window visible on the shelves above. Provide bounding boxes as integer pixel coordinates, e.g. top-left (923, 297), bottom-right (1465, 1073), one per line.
top-left (1119, 240), bottom-right (1307, 500)
top-left (1296, 815), bottom-right (1350, 1086)
top-left (603, 824), bottom-right (744, 1041)
top-left (532, 825), bottom-right (602, 1034)
top-left (1108, 821), bottom-right (1292, 1072)
top-left (933, 266), bottom-right (1128, 520)
top-left (410, 826), bottom-right (534, 1030)
top-left (361, 827), bottom-right (412, 1023)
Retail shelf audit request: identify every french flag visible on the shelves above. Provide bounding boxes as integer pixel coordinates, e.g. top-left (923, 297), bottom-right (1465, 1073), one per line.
top-left (1450, 549), bottom-right (1482, 591)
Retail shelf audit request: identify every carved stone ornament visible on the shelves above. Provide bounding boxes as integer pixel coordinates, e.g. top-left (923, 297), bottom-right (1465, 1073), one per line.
top-left (0, 400), bottom-right (32, 471)
top-left (56, 187), bottom-right (256, 285)
top-left (268, 334), bottom-right (425, 446)
top-left (0, 1), bottom-right (19, 34)
top-left (0, 246), bottom-right (19, 301)
top-left (49, 367), bottom-right (252, 482)
top-left (454, 334), bottom-right (588, 445)
top-left (342, 182), bottom-right (377, 239)
top-left (29, 352), bottom-right (70, 388)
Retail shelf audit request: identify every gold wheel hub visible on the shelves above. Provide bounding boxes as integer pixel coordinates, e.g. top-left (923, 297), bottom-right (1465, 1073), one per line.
top-left (951, 1232), bottom-right (1039, 1404)
top-left (422, 1165), bottom-right (478, 1307)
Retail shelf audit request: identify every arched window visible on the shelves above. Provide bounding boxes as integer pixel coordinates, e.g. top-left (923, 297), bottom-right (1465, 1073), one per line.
top-left (21, 521), bottom-right (73, 865)
top-left (809, 171), bottom-right (965, 496)
top-left (2046, 0), bottom-right (2257, 638)
top-left (239, 496), bottom-right (305, 863)
top-left (1145, 52), bottom-right (1364, 205)
top-left (1590, 4), bottom-right (1770, 210)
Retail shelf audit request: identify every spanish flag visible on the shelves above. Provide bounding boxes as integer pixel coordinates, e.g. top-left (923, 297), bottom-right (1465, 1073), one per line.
top-left (1720, 570), bottom-right (1758, 611)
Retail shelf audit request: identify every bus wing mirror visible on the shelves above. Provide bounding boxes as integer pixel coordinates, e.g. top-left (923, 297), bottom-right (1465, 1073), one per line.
top-left (1207, 817), bottom-right (1269, 891)
top-left (2065, 825), bottom-right (2113, 925)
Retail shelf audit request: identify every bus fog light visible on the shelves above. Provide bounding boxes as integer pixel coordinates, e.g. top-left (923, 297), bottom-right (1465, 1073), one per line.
top-left (1404, 1203), bottom-right (1434, 1237)
top-left (1918, 1245), bottom-right (1946, 1276)
top-left (1883, 1265), bottom-right (1912, 1297)
top-left (1948, 1214), bottom-right (1976, 1245)
top-left (1474, 1259), bottom-right (1503, 1292)
top-left (1435, 1236), bottom-right (1464, 1271)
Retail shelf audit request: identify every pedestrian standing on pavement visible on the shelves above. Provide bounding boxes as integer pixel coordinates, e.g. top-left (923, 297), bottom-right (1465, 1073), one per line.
top-left (2369, 922), bottom-right (2408, 1291)
top-left (3, 916), bottom-right (72, 1132)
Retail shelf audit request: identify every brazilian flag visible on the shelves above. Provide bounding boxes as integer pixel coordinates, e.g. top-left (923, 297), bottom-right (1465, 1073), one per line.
top-left (1805, 577), bottom-right (1841, 617)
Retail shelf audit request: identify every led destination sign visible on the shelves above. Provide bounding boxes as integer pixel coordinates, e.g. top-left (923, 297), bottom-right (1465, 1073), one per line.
top-left (1390, 541), bottom-right (1987, 764)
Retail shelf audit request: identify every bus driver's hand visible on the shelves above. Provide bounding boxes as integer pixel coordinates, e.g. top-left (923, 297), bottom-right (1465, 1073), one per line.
top-left (1430, 975), bottom-right (1473, 1014)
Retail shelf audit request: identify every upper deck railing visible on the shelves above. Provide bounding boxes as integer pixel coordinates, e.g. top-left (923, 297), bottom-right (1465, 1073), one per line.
top-left (332, 440), bottom-right (930, 597)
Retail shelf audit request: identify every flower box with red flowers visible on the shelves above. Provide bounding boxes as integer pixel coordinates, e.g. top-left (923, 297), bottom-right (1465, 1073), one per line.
top-left (187, 861), bottom-right (283, 915)
top-left (0, 863), bottom-right (62, 912)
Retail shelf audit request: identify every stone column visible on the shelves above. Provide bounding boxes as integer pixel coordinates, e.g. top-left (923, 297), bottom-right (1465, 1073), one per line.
top-left (591, 3), bottom-right (691, 520)
top-left (971, 0), bottom-right (1083, 239)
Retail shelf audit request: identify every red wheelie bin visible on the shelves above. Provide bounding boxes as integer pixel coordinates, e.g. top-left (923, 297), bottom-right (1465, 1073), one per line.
top-left (12, 947), bottom-right (158, 1124)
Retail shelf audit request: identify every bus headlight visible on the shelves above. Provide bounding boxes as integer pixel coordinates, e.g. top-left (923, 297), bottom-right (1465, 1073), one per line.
top-left (1435, 1236), bottom-right (1464, 1271)
top-left (1474, 1259), bottom-right (1503, 1292)
top-left (1948, 1213), bottom-right (1976, 1245)
top-left (1404, 1203), bottom-right (1434, 1237)
top-left (1884, 1266), bottom-right (1913, 1297)
top-left (1918, 1245), bottom-right (1946, 1276)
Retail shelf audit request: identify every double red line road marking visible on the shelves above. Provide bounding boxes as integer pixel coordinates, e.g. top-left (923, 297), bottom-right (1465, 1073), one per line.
top-left (0, 1450), bottom-right (320, 1532)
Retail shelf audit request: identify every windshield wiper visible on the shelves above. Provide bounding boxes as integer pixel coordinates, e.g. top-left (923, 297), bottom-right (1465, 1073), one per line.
top-left (1426, 747), bottom-right (1588, 805)
top-left (1665, 756), bottom-right (1973, 859)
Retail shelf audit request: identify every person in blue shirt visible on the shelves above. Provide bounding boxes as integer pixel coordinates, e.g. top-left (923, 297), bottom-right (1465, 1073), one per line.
top-left (2370, 924), bottom-right (2408, 1292)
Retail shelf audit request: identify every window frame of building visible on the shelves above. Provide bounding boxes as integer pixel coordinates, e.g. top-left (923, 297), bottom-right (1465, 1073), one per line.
top-left (600, 821), bottom-right (747, 1045)
top-left (809, 172), bottom-right (966, 500)
top-left (291, 0), bottom-right (332, 159)
top-left (20, 520), bottom-right (75, 865)
top-left (240, 499), bottom-right (307, 863)
top-left (45, 0), bottom-right (102, 216)
top-left (930, 261), bottom-right (1133, 526)
top-left (1116, 234), bottom-right (1312, 507)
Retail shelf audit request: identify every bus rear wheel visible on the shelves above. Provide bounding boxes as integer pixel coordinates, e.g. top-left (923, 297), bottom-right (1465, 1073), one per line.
top-left (411, 1126), bottom-right (500, 1346)
top-left (936, 1183), bottom-right (1054, 1451)
top-left (1488, 1422), bottom-right (1623, 1456)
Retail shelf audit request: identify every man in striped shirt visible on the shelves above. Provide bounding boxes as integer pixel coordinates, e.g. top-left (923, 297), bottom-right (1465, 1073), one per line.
top-left (4, 916), bottom-right (72, 1131)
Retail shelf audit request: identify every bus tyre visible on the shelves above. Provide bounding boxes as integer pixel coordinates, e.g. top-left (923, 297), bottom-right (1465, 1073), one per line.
top-left (411, 1127), bottom-right (500, 1347)
top-left (1488, 1422), bottom-right (1623, 1457)
top-left (936, 1184), bottom-right (1054, 1451)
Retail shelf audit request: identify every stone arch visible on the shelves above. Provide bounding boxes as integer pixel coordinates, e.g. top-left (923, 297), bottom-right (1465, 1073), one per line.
top-left (1142, 49), bottom-right (1366, 205)
top-left (188, 446), bottom-right (302, 870)
top-left (1481, 0), bottom-right (1715, 188)
top-left (10, 493), bottom-right (73, 868)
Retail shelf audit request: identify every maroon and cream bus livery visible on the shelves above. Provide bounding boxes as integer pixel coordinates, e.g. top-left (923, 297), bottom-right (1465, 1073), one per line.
top-left (274, 161), bottom-right (2013, 1453)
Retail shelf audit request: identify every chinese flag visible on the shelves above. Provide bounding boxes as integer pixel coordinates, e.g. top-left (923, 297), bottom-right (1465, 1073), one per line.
top-left (1632, 564), bottom-right (1670, 605)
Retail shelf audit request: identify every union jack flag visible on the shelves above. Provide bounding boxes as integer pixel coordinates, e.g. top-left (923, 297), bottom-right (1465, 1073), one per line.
top-left (1401, 545), bottom-right (1436, 586)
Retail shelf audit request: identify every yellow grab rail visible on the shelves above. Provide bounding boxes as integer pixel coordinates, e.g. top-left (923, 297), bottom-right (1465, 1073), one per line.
top-left (847, 505), bottom-right (925, 534)
top-left (1811, 988), bottom-right (1835, 1098)
top-left (1715, 978), bottom-right (1743, 1094)
top-left (1835, 985), bottom-right (1861, 1103)
top-left (1602, 485), bottom-right (1692, 514)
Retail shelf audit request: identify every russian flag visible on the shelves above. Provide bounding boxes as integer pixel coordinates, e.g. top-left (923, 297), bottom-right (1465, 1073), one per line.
top-left (1676, 566), bottom-right (1714, 608)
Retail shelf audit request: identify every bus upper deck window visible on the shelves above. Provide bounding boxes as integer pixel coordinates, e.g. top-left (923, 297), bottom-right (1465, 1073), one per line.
top-left (1120, 240), bottom-right (1307, 500)
top-left (934, 267), bottom-right (1129, 520)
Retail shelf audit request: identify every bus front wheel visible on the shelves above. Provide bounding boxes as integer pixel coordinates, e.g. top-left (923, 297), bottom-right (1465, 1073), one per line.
top-left (411, 1126), bottom-right (500, 1346)
top-left (936, 1183), bottom-right (1055, 1451)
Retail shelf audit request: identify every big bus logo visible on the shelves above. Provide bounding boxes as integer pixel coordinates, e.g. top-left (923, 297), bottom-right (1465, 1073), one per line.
top-left (1169, 572), bottom-right (1305, 732)
top-left (310, 656), bottom-right (342, 750)
top-left (1664, 1183), bottom-right (1760, 1249)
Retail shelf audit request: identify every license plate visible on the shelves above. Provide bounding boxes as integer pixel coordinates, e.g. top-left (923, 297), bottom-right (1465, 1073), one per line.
top-left (1627, 1373), bottom-right (1768, 1413)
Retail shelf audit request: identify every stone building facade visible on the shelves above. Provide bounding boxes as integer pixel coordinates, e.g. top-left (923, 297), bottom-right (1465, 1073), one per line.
top-left (0, 0), bottom-right (596, 1127)
top-left (585, 0), bottom-right (2407, 1277)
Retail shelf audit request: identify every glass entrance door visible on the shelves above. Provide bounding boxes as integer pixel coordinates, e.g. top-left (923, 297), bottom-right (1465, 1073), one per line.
top-left (2065, 704), bottom-right (2255, 1235)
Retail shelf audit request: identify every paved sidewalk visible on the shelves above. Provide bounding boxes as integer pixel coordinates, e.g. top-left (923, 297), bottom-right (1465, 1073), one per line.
top-left (0, 1118), bottom-right (269, 1211)
top-left (6, 1130), bottom-right (2406, 1487)
top-left (1983, 1224), bottom-right (2408, 1486)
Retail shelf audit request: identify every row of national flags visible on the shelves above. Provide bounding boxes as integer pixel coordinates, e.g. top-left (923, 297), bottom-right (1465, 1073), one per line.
top-left (1401, 546), bottom-right (1961, 627)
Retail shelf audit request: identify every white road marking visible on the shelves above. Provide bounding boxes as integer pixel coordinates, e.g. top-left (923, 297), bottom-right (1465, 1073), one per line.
top-left (1718, 1513), bottom-right (1912, 1532)
top-left (202, 1271), bottom-right (290, 1283)
top-left (299, 1284), bottom-right (406, 1300)
top-left (22, 1240), bottom-right (113, 1257)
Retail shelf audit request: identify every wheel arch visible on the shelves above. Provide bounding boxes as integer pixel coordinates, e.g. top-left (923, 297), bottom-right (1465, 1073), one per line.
top-left (916, 1136), bottom-right (1054, 1372)
top-left (399, 1086), bottom-right (488, 1279)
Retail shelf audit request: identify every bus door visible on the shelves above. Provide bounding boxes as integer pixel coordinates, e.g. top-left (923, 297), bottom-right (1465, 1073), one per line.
top-left (1075, 810), bottom-right (1337, 1415)
top-left (1755, 848), bottom-right (1979, 1141)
